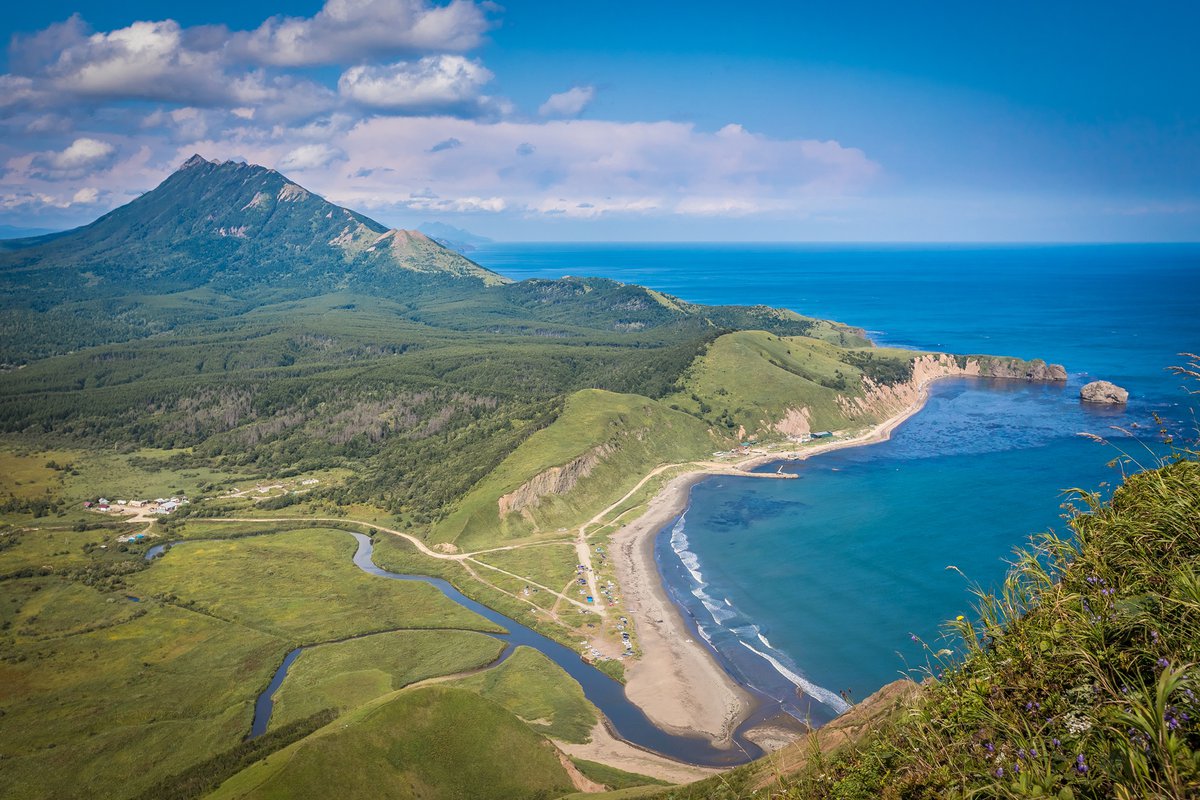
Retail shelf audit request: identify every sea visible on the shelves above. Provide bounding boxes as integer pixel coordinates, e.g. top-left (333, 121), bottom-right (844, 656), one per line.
top-left (471, 243), bottom-right (1200, 726)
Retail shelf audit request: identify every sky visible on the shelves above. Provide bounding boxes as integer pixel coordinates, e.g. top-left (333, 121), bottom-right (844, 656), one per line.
top-left (1, 1), bottom-right (1197, 241)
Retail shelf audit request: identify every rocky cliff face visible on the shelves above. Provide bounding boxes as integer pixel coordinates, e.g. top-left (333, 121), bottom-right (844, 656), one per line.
top-left (1080, 380), bottom-right (1129, 404)
top-left (831, 353), bottom-right (1066, 425)
top-left (497, 443), bottom-right (616, 518)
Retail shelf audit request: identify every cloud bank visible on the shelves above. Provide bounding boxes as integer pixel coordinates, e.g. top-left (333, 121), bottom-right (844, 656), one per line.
top-left (0, 1), bottom-right (879, 229)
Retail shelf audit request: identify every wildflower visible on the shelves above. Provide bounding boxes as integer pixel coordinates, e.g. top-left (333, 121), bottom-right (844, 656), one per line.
top-left (1151, 630), bottom-right (1159, 641)
top-left (1051, 738), bottom-right (1061, 749)
top-left (1017, 748), bottom-right (1026, 760)
top-left (1075, 754), bottom-right (1088, 774)
top-left (994, 767), bottom-right (1004, 778)
top-left (956, 615), bottom-right (965, 621)
top-left (1030, 747), bottom-right (1037, 758)
top-left (985, 742), bottom-right (995, 754)
top-left (1157, 657), bottom-right (1170, 669)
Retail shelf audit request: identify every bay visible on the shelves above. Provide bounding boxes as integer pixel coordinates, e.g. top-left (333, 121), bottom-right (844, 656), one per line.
top-left (473, 243), bottom-right (1200, 723)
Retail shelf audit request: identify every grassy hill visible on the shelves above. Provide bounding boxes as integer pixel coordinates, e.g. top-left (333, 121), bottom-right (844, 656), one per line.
top-left (207, 686), bottom-right (576, 800)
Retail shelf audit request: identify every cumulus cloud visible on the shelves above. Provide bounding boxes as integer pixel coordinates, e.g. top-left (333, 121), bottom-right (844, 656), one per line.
top-left (231, 0), bottom-right (492, 67)
top-left (4, 15), bottom-right (337, 117)
top-left (279, 143), bottom-right (346, 171)
top-left (338, 55), bottom-right (497, 115)
top-left (50, 138), bottom-right (116, 171)
top-left (72, 186), bottom-right (101, 204)
top-left (538, 86), bottom-right (595, 118)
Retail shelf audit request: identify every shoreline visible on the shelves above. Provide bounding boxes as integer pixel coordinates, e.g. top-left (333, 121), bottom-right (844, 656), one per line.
top-left (610, 374), bottom-right (946, 749)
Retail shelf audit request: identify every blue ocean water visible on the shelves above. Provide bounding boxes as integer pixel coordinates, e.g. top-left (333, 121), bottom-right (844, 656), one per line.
top-left (473, 243), bottom-right (1200, 724)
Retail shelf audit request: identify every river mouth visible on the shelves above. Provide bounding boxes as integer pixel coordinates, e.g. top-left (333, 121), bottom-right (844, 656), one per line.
top-left (148, 530), bottom-right (774, 767)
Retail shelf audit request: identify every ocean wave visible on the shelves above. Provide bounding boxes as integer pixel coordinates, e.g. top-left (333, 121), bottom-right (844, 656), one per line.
top-left (756, 630), bottom-right (773, 650)
top-left (693, 585), bottom-right (737, 624)
top-left (738, 641), bottom-right (852, 714)
top-left (668, 515), bottom-right (706, 586)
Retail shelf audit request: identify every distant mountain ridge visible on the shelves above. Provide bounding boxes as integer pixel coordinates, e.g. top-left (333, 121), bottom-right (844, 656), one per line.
top-left (417, 222), bottom-right (494, 253)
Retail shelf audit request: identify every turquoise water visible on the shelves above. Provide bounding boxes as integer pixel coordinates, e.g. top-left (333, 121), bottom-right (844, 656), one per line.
top-left (473, 243), bottom-right (1200, 724)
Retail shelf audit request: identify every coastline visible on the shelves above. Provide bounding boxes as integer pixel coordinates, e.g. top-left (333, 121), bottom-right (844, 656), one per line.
top-left (610, 374), bottom-right (947, 749)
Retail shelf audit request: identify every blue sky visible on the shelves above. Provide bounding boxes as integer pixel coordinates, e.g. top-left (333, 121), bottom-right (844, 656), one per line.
top-left (1, 1), bottom-right (1197, 240)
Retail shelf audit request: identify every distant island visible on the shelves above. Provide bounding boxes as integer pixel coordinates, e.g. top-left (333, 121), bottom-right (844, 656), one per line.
top-left (417, 221), bottom-right (495, 253)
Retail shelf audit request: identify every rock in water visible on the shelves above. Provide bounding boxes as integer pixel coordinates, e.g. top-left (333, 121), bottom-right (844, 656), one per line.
top-left (1080, 380), bottom-right (1129, 404)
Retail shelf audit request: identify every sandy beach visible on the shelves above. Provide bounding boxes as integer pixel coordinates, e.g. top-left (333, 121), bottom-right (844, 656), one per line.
top-left (610, 373), bottom-right (946, 750)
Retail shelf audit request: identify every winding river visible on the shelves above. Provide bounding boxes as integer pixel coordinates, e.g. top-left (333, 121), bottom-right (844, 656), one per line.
top-left (146, 531), bottom-right (769, 767)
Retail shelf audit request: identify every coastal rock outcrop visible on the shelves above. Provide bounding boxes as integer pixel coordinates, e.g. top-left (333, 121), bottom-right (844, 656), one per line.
top-left (834, 353), bottom-right (1068, 422)
top-left (1080, 380), bottom-right (1129, 404)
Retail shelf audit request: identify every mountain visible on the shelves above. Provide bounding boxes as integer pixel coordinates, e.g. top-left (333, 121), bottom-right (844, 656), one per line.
top-left (0, 155), bottom-right (853, 363)
top-left (0, 155), bottom-right (514, 361)
top-left (417, 222), bottom-right (494, 253)
top-left (0, 154), bottom-right (506, 302)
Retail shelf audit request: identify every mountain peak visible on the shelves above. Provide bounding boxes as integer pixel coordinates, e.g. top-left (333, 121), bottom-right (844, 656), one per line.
top-left (180, 153), bottom-right (216, 170)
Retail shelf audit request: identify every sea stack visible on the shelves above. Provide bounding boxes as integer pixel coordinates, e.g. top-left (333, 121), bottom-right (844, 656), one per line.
top-left (1080, 380), bottom-right (1129, 405)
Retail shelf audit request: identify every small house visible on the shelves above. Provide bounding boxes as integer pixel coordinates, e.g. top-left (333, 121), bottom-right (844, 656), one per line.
top-left (812, 431), bottom-right (834, 439)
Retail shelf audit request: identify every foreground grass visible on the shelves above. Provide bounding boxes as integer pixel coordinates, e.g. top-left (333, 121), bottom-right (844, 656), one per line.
top-left (449, 646), bottom-right (599, 743)
top-left (208, 686), bottom-right (575, 800)
top-left (658, 457), bottom-right (1200, 799)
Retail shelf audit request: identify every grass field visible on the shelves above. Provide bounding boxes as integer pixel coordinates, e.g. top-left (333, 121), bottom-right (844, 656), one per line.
top-left (133, 528), bottom-right (501, 641)
top-left (0, 526), bottom-right (515, 800)
top-left (269, 629), bottom-right (505, 729)
top-left (208, 686), bottom-right (576, 800)
top-left (450, 646), bottom-right (598, 743)
top-left (472, 541), bottom-right (581, 597)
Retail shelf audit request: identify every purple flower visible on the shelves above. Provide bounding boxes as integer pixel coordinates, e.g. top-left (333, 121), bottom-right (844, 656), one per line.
top-left (995, 767), bottom-right (1004, 778)
top-left (1030, 747), bottom-right (1038, 758)
top-left (985, 742), bottom-right (995, 754)
top-left (1158, 657), bottom-right (1170, 669)
top-left (1017, 748), bottom-right (1026, 760)
top-left (1052, 738), bottom-right (1061, 749)
top-left (1076, 754), bottom-right (1089, 774)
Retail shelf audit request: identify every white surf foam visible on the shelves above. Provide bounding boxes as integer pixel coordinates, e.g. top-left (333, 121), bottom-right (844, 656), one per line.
top-left (739, 641), bottom-right (852, 714)
top-left (756, 630), bottom-right (773, 650)
top-left (668, 515), bottom-right (706, 587)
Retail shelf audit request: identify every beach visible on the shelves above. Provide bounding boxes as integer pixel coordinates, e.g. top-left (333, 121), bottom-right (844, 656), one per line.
top-left (610, 374), bottom-right (947, 748)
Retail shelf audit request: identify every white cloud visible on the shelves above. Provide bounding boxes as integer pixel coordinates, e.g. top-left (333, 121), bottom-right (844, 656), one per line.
top-left (279, 143), bottom-right (346, 171)
top-left (5, 16), bottom-right (339, 118)
top-left (72, 186), bottom-right (100, 204)
top-left (36, 138), bottom-right (117, 175)
top-left (232, 0), bottom-right (492, 67)
top-left (338, 55), bottom-right (495, 115)
top-left (175, 116), bottom-right (876, 221)
top-left (539, 86), bottom-right (595, 118)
